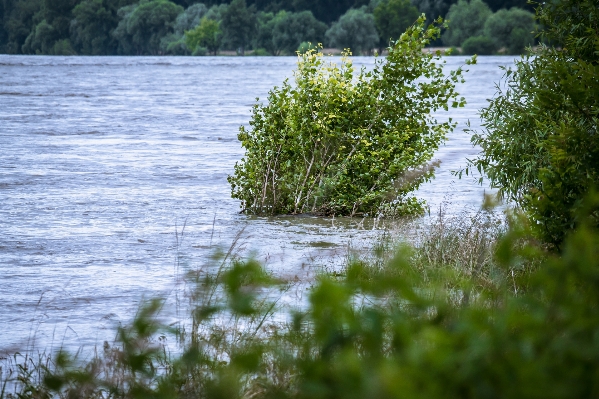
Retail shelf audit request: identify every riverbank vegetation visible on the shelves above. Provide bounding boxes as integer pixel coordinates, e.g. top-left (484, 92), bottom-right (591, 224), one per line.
top-left (0, 0), bottom-right (534, 55)
top-left (465, 0), bottom-right (599, 249)
top-left (2, 198), bottom-right (599, 398)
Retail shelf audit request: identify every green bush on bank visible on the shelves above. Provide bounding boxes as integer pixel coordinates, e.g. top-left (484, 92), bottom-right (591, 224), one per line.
top-left (229, 16), bottom-right (473, 217)
top-left (467, 0), bottom-right (599, 249)
top-left (442, 0), bottom-right (535, 55)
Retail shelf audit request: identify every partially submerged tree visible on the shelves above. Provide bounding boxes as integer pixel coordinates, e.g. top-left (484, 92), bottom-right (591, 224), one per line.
top-left (229, 16), bottom-right (474, 217)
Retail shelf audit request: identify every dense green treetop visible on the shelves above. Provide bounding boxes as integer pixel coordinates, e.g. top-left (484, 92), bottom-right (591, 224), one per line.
top-left (373, 0), bottom-right (419, 52)
top-left (271, 10), bottom-right (325, 55)
top-left (185, 15), bottom-right (220, 54)
top-left (483, 7), bottom-right (534, 54)
top-left (441, 0), bottom-right (492, 47)
top-left (220, 0), bottom-right (255, 54)
top-left (70, 0), bottom-right (118, 55)
top-left (325, 7), bottom-right (378, 55)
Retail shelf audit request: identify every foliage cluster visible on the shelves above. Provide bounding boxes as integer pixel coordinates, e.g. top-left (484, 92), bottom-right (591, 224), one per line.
top-left (229, 17), bottom-right (471, 216)
top-left (468, 0), bottom-right (599, 249)
top-left (3, 196), bottom-right (599, 398)
top-left (325, 7), bottom-right (379, 56)
top-left (1, 0), bottom-right (533, 55)
top-left (253, 9), bottom-right (326, 56)
top-left (442, 0), bottom-right (535, 54)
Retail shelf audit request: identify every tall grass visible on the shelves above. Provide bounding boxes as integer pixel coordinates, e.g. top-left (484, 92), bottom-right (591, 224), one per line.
top-left (2, 201), bottom-right (598, 398)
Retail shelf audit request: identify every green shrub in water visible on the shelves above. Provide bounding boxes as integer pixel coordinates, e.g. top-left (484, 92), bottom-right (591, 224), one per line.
top-left (229, 16), bottom-right (473, 217)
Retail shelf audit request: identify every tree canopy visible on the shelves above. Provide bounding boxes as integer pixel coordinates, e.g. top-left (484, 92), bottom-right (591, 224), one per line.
top-left (220, 0), bottom-right (255, 54)
top-left (1, 0), bottom-right (537, 55)
top-left (483, 7), bottom-right (534, 54)
top-left (442, 0), bottom-right (492, 47)
top-left (373, 0), bottom-right (419, 52)
top-left (467, 0), bottom-right (599, 248)
top-left (325, 7), bottom-right (378, 55)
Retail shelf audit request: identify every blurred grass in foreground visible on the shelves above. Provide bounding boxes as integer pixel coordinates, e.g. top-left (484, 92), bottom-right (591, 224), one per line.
top-left (2, 196), bottom-right (598, 399)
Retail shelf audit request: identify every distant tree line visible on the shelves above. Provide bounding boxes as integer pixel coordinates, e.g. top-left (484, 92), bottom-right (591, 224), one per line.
top-left (0, 0), bottom-right (534, 55)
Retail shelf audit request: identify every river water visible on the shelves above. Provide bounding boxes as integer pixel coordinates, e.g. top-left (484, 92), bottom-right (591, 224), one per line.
top-left (0, 55), bottom-right (513, 354)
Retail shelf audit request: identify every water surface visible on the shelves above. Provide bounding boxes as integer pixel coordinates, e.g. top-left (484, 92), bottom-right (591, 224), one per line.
top-left (0, 55), bottom-right (513, 353)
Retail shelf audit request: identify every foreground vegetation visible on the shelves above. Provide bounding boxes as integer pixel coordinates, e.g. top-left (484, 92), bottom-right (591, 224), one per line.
top-left (2, 199), bottom-right (599, 398)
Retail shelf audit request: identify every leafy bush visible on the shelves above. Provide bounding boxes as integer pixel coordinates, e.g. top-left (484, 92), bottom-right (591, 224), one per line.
top-left (442, 0), bottom-right (492, 47)
top-left (229, 17), bottom-right (472, 217)
top-left (467, 0), bottom-right (599, 249)
top-left (461, 35), bottom-right (496, 55)
top-left (483, 7), bottom-right (535, 54)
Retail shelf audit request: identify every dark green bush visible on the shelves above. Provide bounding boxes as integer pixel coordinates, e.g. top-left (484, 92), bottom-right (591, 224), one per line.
top-left (442, 0), bottom-right (492, 47)
top-left (461, 35), bottom-right (496, 55)
top-left (467, 0), bottom-right (599, 249)
top-left (483, 7), bottom-right (535, 54)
